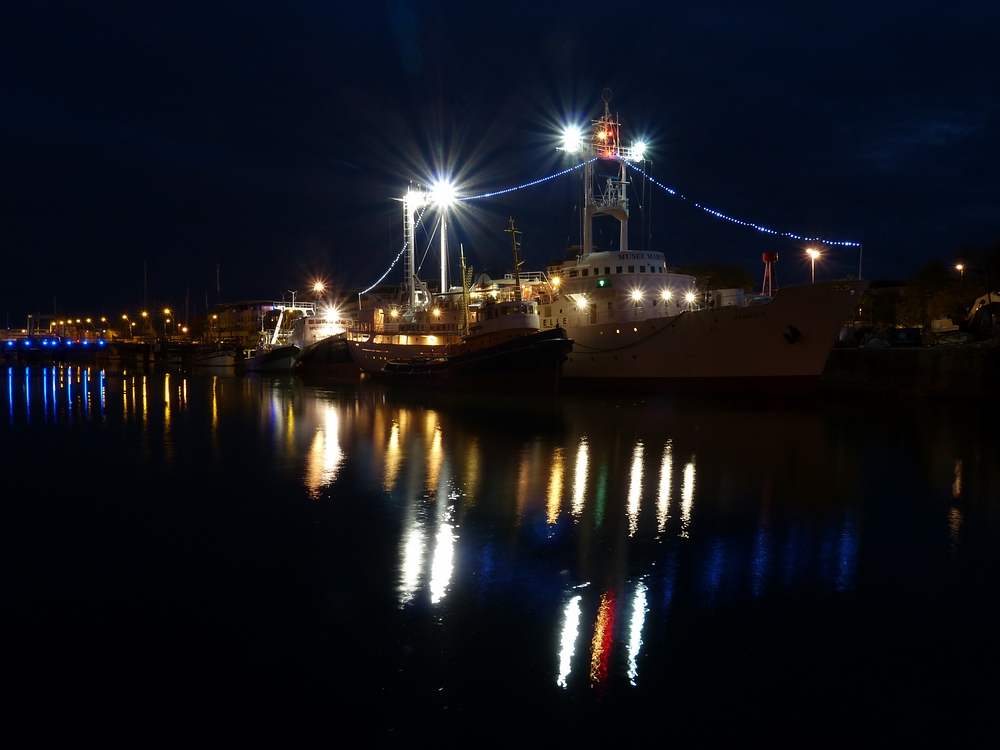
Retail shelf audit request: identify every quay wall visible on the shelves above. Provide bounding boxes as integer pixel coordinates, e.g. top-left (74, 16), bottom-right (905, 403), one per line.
top-left (819, 346), bottom-right (1000, 398)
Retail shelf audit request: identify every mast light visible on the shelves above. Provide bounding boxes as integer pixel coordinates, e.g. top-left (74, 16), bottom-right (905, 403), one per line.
top-left (429, 178), bottom-right (457, 207)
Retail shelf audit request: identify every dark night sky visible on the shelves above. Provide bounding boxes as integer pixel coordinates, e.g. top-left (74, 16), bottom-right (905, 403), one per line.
top-left (2, 1), bottom-right (998, 323)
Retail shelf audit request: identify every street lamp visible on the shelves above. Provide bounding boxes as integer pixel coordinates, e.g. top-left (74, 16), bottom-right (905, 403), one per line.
top-left (806, 248), bottom-right (821, 284)
top-left (163, 308), bottom-right (171, 339)
top-left (956, 263), bottom-right (965, 280)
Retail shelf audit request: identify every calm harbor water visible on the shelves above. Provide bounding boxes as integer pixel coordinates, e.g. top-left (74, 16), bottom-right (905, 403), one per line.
top-left (6, 364), bottom-right (1000, 739)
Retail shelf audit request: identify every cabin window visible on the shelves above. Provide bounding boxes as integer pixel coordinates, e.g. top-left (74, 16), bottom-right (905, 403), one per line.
top-left (640, 266), bottom-right (646, 273)
top-left (582, 268), bottom-right (589, 276)
top-left (605, 267), bottom-right (610, 275)
top-left (616, 266), bottom-right (622, 274)
top-left (628, 265), bottom-right (634, 273)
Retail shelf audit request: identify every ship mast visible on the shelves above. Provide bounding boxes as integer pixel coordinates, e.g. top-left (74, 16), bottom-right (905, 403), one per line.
top-left (403, 186), bottom-right (425, 310)
top-left (560, 89), bottom-right (646, 259)
top-left (506, 217), bottom-right (524, 302)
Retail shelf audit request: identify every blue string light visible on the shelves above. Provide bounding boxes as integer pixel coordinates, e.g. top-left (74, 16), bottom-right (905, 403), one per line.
top-left (458, 159), bottom-right (595, 200)
top-left (624, 161), bottom-right (860, 247)
top-left (360, 205), bottom-right (428, 295)
top-left (363, 157), bottom-right (861, 290)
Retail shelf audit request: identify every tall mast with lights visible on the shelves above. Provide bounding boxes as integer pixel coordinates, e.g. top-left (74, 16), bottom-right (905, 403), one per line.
top-left (559, 90), bottom-right (646, 258)
top-left (403, 187), bottom-right (425, 310)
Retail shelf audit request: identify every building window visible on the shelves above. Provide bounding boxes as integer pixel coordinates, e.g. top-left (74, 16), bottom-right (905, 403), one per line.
top-left (640, 265), bottom-right (646, 273)
top-left (628, 265), bottom-right (634, 273)
top-left (616, 266), bottom-right (622, 274)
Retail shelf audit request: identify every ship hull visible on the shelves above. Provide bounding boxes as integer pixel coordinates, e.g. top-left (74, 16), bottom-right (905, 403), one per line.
top-left (346, 334), bottom-right (461, 376)
top-left (295, 333), bottom-right (360, 378)
top-left (558, 280), bottom-right (867, 395)
top-left (244, 345), bottom-right (300, 373)
top-left (381, 329), bottom-right (572, 392)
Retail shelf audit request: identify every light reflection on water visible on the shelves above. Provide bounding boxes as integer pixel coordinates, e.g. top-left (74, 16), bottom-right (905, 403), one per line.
top-left (7, 364), bottom-right (1000, 729)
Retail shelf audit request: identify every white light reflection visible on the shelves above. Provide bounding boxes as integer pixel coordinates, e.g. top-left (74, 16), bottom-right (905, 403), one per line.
top-left (399, 524), bottom-right (424, 606)
top-left (657, 442), bottom-right (672, 535)
top-left (546, 447), bottom-right (565, 527)
top-left (680, 461), bottom-right (696, 538)
top-left (627, 580), bottom-right (648, 686)
top-left (429, 519), bottom-right (456, 604)
top-left (304, 405), bottom-right (344, 499)
top-left (572, 438), bottom-right (588, 519)
top-left (556, 595), bottom-right (583, 688)
top-left (627, 442), bottom-right (644, 536)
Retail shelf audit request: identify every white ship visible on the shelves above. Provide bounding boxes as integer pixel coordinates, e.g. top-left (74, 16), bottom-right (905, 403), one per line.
top-left (534, 96), bottom-right (867, 395)
top-left (244, 300), bottom-right (314, 373)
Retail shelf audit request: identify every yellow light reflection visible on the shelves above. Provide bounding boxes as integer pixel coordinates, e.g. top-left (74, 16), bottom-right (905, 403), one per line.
top-left (627, 442), bottom-right (644, 536)
top-left (952, 459), bottom-right (962, 498)
top-left (164, 373), bottom-right (170, 426)
top-left (680, 461), bottom-right (696, 538)
top-left (516, 448), bottom-right (531, 518)
top-left (556, 595), bottom-right (583, 688)
top-left (426, 420), bottom-right (442, 493)
top-left (429, 521), bottom-right (456, 604)
top-left (546, 447), bottom-right (565, 526)
top-left (211, 376), bottom-right (218, 429)
top-left (949, 507), bottom-right (963, 555)
top-left (304, 406), bottom-right (343, 499)
top-left (383, 422), bottom-right (401, 492)
top-left (657, 442), bottom-right (673, 534)
top-left (572, 438), bottom-right (588, 519)
top-left (589, 591), bottom-right (615, 685)
top-left (627, 581), bottom-right (648, 686)
top-left (462, 438), bottom-right (480, 506)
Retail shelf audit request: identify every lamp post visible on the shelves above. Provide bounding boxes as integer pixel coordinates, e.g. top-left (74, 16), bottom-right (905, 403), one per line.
top-left (956, 263), bottom-right (964, 280)
top-left (806, 248), bottom-right (821, 284)
top-left (163, 308), bottom-right (171, 339)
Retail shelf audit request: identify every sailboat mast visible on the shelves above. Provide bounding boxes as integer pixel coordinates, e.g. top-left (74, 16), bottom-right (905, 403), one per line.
top-left (506, 217), bottom-right (524, 302)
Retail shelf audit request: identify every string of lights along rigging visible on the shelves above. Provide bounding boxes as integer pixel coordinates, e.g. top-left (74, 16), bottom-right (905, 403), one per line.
top-left (368, 91), bottom-right (861, 294)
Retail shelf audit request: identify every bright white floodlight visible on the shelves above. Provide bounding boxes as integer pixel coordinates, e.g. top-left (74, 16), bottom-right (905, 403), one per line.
top-left (561, 125), bottom-right (584, 153)
top-left (429, 179), bottom-right (457, 207)
top-left (631, 141), bottom-right (647, 160)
